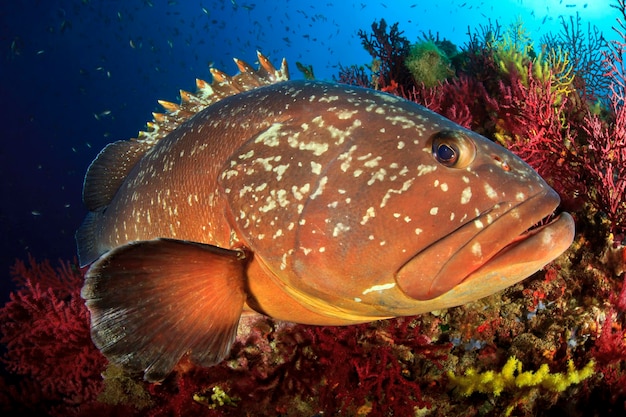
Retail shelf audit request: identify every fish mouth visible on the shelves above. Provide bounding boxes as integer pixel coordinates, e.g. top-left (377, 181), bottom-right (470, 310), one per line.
top-left (395, 188), bottom-right (575, 301)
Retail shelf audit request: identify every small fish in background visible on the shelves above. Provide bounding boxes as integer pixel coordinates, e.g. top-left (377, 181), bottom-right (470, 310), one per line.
top-left (77, 52), bottom-right (575, 382)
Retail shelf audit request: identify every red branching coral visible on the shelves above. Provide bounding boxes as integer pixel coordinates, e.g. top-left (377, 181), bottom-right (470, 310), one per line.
top-left (335, 64), bottom-right (372, 88)
top-left (590, 310), bottom-right (626, 404)
top-left (0, 257), bottom-right (107, 416)
top-left (580, 103), bottom-right (626, 239)
top-left (308, 318), bottom-right (450, 415)
top-left (492, 65), bottom-right (584, 205)
top-left (357, 19), bottom-right (412, 91)
top-left (408, 74), bottom-right (492, 130)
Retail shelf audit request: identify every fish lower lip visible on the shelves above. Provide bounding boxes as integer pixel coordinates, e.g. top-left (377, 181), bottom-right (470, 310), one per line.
top-left (395, 188), bottom-right (574, 301)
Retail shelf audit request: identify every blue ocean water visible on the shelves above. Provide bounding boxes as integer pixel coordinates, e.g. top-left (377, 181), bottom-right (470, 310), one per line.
top-left (0, 0), bottom-right (617, 302)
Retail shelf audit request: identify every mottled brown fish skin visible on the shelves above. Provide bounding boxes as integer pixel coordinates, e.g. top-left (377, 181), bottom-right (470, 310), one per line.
top-left (86, 79), bottom-right (573, 323)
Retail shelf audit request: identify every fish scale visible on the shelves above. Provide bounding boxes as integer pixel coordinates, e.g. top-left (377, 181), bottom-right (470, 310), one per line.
top-left (77, 53), bottom-right (575, 382)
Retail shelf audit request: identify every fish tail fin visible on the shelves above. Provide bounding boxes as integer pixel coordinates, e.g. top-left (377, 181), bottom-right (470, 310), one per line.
top-left (81, 238), bottom-right (248, 382)
top-left (76, 210), bottom-right (104, 267)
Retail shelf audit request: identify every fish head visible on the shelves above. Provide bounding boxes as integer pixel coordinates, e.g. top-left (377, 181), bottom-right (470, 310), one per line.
top-left (391, 126), bottom-right (574, 303)
top-left (220, 81), bottom-right (574, 319)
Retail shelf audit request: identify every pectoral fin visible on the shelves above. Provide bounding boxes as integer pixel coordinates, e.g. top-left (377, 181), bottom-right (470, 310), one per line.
top-left (81, 238), bottom-right (247, 382)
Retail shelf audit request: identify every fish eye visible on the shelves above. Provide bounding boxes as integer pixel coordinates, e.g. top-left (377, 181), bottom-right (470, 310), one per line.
top-left (430, 130), bottom-right (476, 168)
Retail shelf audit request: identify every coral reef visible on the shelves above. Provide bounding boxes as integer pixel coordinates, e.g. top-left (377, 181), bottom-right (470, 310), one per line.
top-left (3, 3), bottom-right (626, 417)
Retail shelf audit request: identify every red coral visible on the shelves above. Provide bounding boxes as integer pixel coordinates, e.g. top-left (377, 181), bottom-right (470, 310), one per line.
top-left (357, 19), bottom-right (412, 91)
top-left (592, 311), bottom-right (626, 366)
top-left (0, 257), bottom-right (107, 416)
top-left (590, 310), bottom-right (626, 405)
top-left (335, 64), bottom-right (372, 88)
top-left (308, 318), bottom-right (450, 415)
top-left (408, 74), bottom-right (493, 130)
top-left (493, 65), bottom-right (584, 206)
top-left (580, 104), bottom-right (626, 239)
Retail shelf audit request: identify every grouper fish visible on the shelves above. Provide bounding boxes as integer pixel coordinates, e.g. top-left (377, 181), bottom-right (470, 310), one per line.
top-left (77, 52), bottom-right (575, 382)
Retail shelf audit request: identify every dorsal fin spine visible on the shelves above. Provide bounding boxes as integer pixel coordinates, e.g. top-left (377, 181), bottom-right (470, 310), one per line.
top-left (80, 53), bottom-right (290, 216)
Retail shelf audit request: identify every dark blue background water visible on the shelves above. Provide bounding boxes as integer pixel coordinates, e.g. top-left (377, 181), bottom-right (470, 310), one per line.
top-left (0, 0), bottom-right (615, 302)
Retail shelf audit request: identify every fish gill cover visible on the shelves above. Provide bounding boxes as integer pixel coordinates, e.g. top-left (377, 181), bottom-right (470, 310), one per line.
top-left (1, 0), bottom-right (626, 416)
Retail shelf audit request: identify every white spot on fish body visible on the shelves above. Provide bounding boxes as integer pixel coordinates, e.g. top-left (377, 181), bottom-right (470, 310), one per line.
top-left (287, 135), bottom-right (329, 156)
top-left (364, 156), bottom-right (382, 168)
top-left (332, 222), bottom-right (350, 237)
top-left (417, 164), bottom-right (437, 176)
top-left (397, 141), bottom-right (405, 149)
top-left (472, 242), bottom-right (482, 257)
top-left (380, 178), bottom-right (415, 208)
top-left (239, 185), bottom-right (253, 198)
top-left (254, 123), bottom-right (283, 147)
top-left (430, 207), bottom-right (439, 215)
top-left (259, 197), bottom-right (277, 213)
top-left (337, 109), bottom-right (359, 119)
top-left (474, 219), bottom-right (484, 229)
top-left (415, 228), bottom-right (423, 235)
top-left (239, 150), bottom-right (255, 160)
top-left (291, 183), bottom-right (310, 200)
top-left (319, 95), bottom-right (339, 103)
top-left (461, 187), bottom-right (472, 204)
top-left (310, 161), bottom-right (322, 175)
top-left (516, 192), bottom-right (526, 201)
top-left (312, 115), bottom-right (325, 127)
top-left (362, 282), bottom-right (396, 295)
top-left (273, 164), bottom-right (290, 181)
top-left (361, 206), bottom-right (376, 225)
top-left (484, 183), bottom-right (498, 200)
top-left (338, 145), bottom-right (358, 172)
top-left (367, 168), bottom-right (387, 186)
top-left (310, 176), bottom-right (328, 199)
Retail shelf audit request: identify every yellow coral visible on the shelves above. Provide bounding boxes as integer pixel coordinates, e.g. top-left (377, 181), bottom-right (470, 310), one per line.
top-left (193, 386), bottom-right (239, 409)
top-left (447, 357), bottom-right (595, 397)
top-left (493, 19), bottom-right (574, 99)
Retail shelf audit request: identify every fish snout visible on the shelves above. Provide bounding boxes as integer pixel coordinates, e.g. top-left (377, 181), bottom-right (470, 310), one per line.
top-left (394, 186), bottom-right (574, 302)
